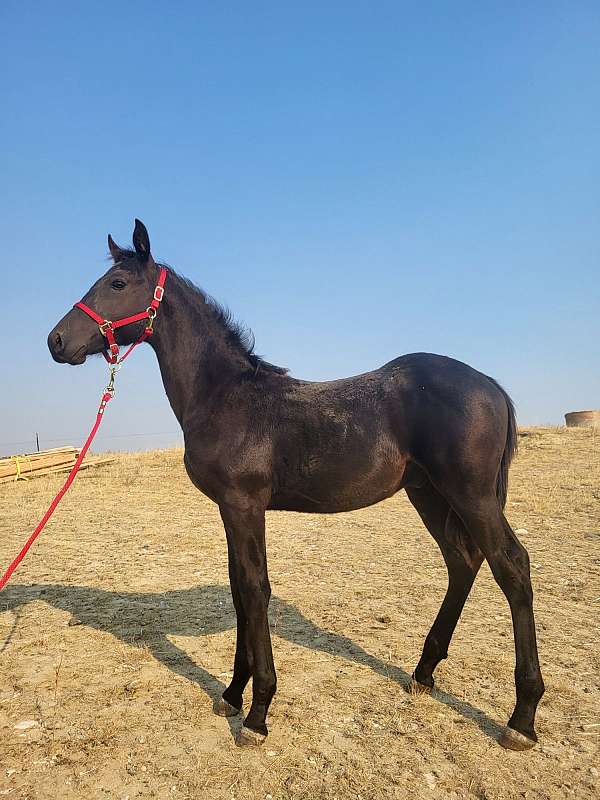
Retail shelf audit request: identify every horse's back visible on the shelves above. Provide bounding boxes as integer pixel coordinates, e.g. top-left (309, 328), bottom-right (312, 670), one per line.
top-left (268, 352), bottom-right (511, 512)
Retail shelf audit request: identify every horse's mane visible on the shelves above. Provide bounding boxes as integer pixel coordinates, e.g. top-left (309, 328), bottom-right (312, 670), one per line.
top-left (115, 249), bottom-right (288, 376)
top-left (176, 270), bottom-right (289, 376)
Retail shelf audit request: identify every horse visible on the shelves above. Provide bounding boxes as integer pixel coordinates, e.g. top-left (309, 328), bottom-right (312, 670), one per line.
top-left (48, 219), bottom-right (544, 750)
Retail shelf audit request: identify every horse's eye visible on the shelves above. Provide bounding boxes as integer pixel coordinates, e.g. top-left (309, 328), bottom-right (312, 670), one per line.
top-left (111, 279), bottom-right (127, 290)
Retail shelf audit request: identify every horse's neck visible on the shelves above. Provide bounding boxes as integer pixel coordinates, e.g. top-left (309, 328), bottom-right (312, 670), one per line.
top-left (148, 273), bottom-right (248, 426)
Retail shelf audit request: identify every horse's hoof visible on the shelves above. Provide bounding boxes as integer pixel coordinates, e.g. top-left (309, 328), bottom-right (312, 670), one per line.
top-left (213, 698), bottom-right (241, 717)
top-left (236, 726), bottom-right (267, 747)
top-left (407, 676), bottom-right (432, 695)
top-left (499, 726), bottom-right (537, 751)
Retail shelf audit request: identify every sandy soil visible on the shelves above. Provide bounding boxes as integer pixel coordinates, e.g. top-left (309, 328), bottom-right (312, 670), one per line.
top-left (0, 426), bottom-right (598, 799)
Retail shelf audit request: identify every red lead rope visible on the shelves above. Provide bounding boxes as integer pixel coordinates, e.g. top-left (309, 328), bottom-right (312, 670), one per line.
top-left (0, 390), bottom-right (113, 591)
top-left (0, 269), bottom-right (168, 591)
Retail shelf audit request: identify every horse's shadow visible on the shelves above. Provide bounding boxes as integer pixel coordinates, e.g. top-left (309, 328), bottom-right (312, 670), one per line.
top-left (0, 582), bottom-right (503, 742)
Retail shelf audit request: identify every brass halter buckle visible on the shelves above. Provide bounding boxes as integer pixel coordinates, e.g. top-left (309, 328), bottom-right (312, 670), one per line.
top-left (99, 320), bottom-right (114, 335)
top-left (146, 307), bottom-right (157, 332)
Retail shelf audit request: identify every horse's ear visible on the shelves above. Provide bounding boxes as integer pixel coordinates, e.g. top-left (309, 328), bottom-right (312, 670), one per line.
top-left (132, 218), bottom-right (151, 262)
top-left (107, 234), bottom-right (123, 262)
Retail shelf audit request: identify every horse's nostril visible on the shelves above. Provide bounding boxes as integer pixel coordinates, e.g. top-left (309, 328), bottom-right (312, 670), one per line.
top-left (54, 330), bottom-right (64, 352)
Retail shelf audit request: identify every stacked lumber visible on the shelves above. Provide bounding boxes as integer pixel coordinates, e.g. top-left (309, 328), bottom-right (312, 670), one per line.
top-left (0, 446), bottom-right (114, 484)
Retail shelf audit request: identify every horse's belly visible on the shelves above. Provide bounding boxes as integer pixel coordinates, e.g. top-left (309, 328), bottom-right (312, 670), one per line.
top-left (269, 453), bottom-right (407, 513)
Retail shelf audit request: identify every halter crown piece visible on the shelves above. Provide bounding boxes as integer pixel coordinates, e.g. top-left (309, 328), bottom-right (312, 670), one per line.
top-left (74, 267), bottom-right (168, 364)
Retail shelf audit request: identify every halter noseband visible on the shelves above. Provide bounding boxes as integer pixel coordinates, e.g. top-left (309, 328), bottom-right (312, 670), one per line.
top-left (73, 267), bottom-right (168, 364)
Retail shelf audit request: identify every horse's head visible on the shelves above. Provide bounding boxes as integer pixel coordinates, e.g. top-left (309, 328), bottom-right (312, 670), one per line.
top-left (48, 219), bottom-right (160, 364)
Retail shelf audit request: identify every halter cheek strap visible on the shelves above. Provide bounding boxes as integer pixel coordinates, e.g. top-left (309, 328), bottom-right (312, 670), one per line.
top-left (74, 267), bottom-right (167, 364)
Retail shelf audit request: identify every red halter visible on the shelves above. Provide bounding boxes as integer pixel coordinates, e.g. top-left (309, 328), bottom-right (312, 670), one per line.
top-left (0, 265), bottom-right (168, 592)
top-left (74, 267), bottom-right (167, 364)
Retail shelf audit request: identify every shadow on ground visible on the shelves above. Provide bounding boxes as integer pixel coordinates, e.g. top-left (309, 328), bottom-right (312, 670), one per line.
top-left (1, 582), bottom-right (504, 742)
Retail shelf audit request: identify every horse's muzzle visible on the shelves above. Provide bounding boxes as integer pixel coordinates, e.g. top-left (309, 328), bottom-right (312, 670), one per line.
top-left (47, 327), bottom-right (87, 365)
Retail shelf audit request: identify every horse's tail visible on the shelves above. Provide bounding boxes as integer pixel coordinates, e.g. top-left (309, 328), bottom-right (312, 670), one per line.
top-left (487, 377), bottom-right (518, 509)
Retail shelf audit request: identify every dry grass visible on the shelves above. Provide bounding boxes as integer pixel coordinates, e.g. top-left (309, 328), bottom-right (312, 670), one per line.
top-left (0, 427), bottom-right (598, 799)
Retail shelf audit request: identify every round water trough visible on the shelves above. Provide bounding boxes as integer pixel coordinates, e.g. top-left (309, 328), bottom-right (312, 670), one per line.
top-left (564, 410), bottom-right (600, 428)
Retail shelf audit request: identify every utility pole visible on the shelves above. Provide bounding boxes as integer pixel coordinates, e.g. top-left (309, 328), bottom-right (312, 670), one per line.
top-left (36, 432), bottom-right (40, 452)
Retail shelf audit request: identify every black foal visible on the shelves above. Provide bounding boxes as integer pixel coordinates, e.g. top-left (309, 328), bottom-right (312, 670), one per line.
top-left (48, 220), bottom-right (544, 749)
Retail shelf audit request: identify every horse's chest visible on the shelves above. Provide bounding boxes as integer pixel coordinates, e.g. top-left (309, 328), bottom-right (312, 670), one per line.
top-left (183, 436), bottom-right (272, 506)
top-left (183, 450), bottom-right (227, 504)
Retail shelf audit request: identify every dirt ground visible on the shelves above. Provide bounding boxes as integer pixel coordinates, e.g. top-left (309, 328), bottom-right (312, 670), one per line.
top-left (0, 426), bottom-right (598, 799)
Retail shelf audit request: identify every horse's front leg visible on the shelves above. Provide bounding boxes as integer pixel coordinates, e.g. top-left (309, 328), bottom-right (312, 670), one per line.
top-left (213, 551), bottom-right (252, 717)
top-left (219, 499), bottom-right (276, 746)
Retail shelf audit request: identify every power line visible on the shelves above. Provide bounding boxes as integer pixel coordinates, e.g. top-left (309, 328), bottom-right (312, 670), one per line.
top-left (0, 430), bottom-right (182, 449)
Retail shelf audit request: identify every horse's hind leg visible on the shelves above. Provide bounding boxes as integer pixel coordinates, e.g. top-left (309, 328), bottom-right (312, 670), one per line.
top-left (450, 493), bottom-right (545, 750)
top-left (406, 481), bottom-right (484, 691)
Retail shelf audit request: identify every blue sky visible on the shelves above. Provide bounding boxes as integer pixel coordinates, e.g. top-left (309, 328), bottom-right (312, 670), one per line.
top-left (1, 2), bottom-right (599, 455)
